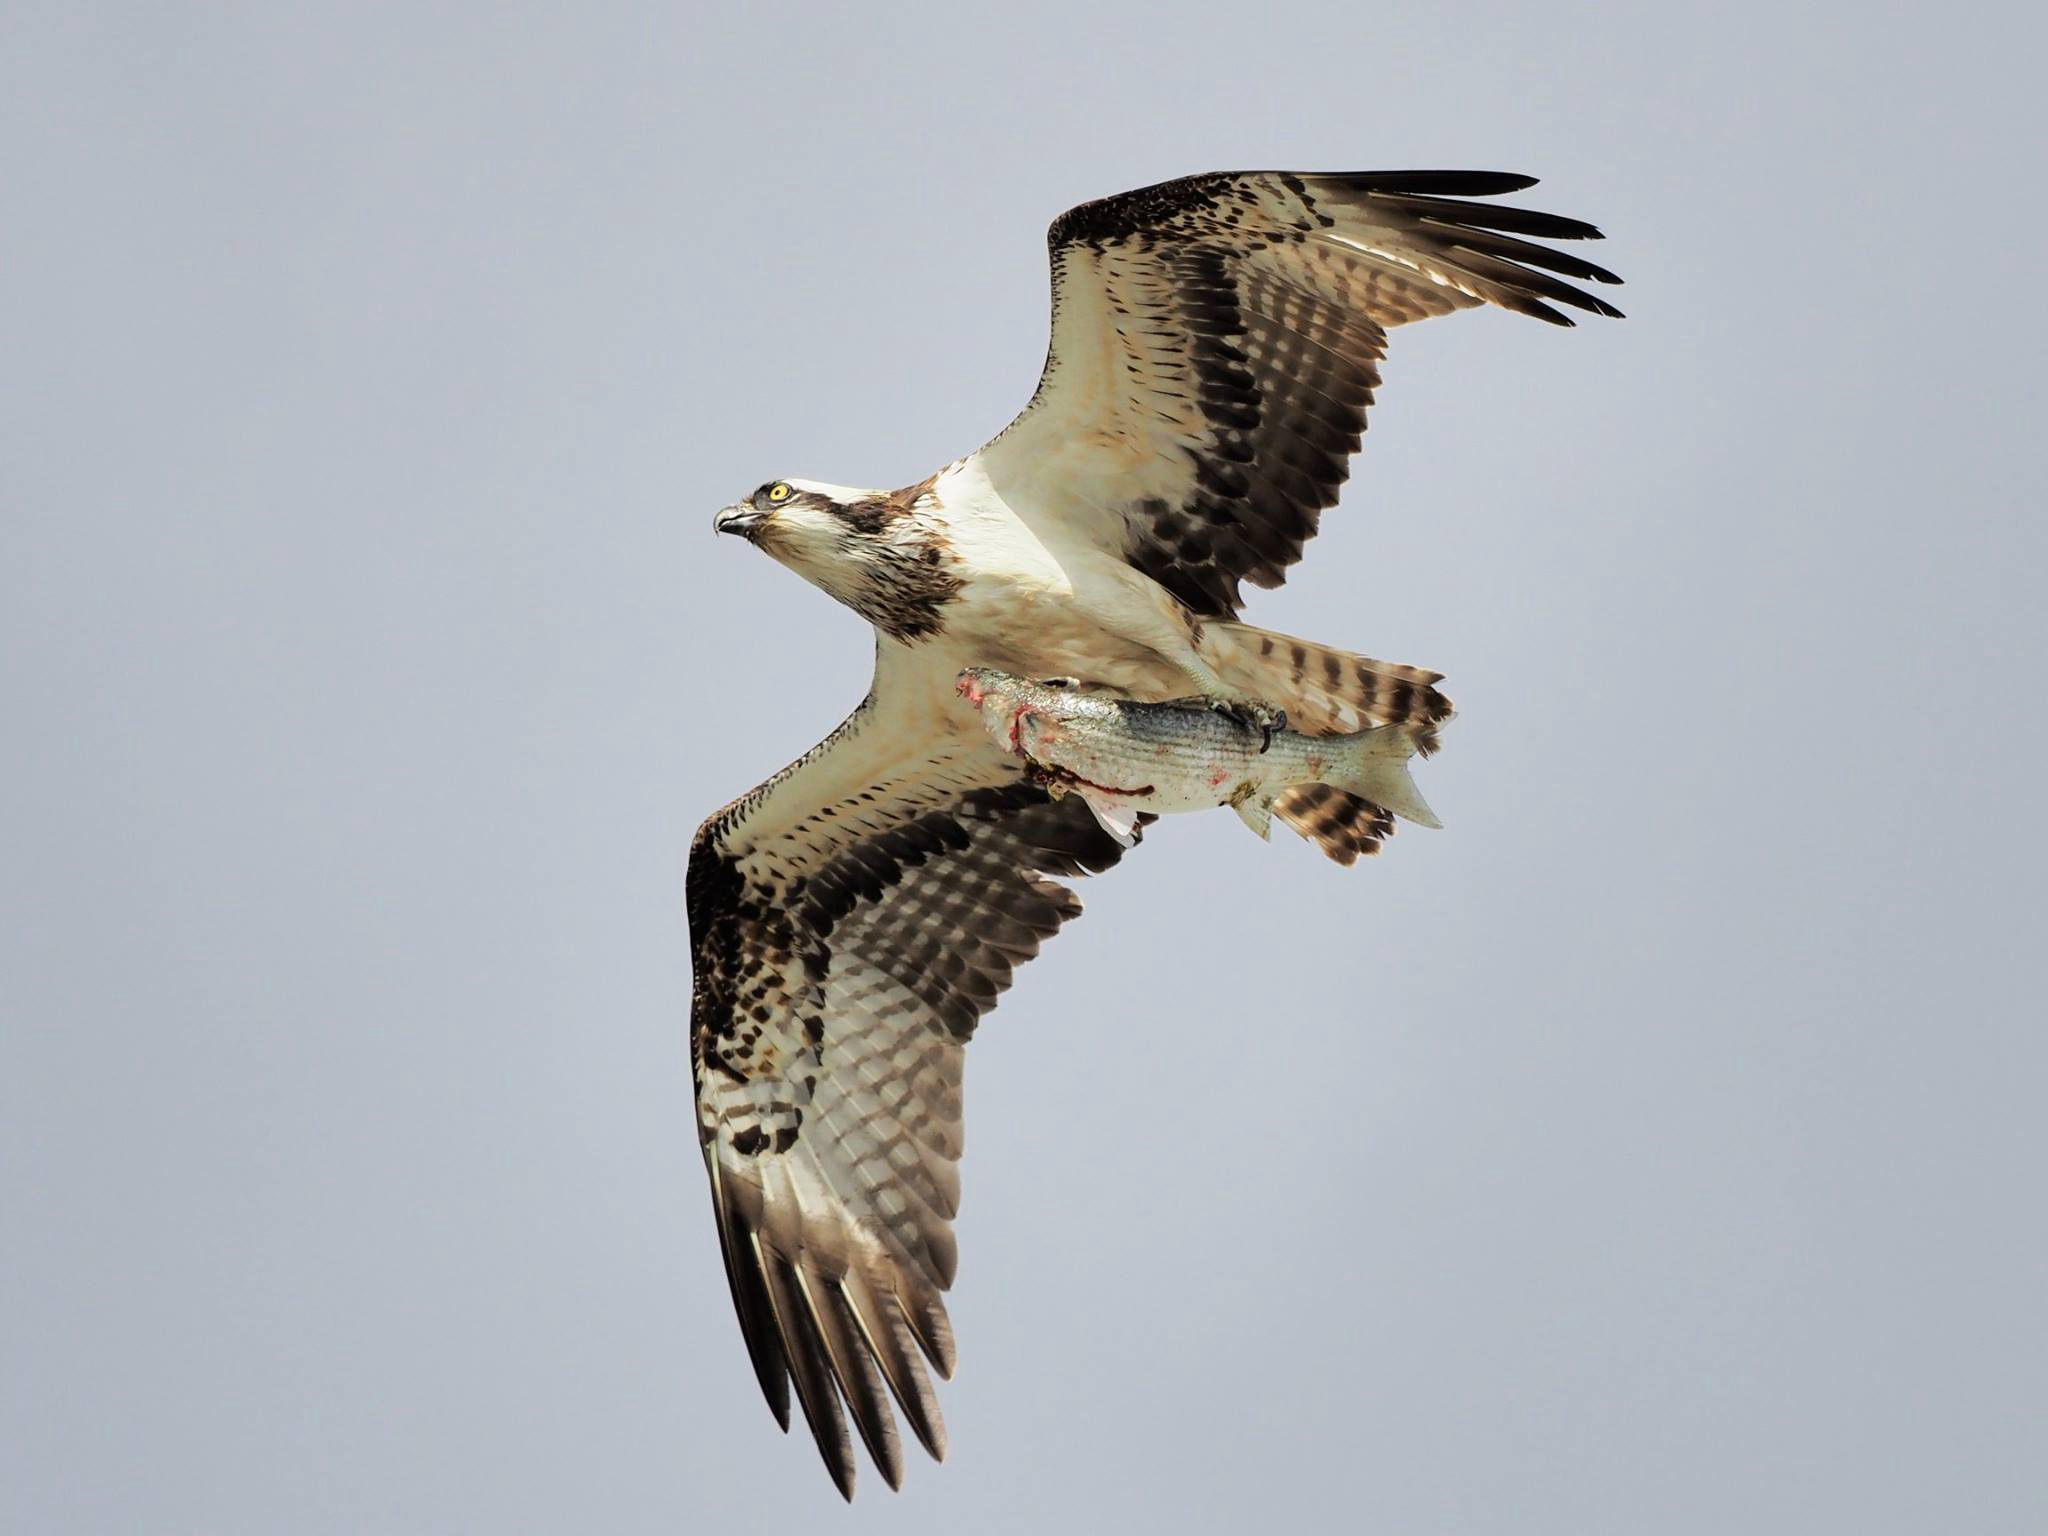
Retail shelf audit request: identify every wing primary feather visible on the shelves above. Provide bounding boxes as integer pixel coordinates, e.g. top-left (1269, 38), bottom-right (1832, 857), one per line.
top-left (1364, 191), bottom-right (1608, 241)
top-left (704, 1149), bottom-right (791, 1430)
top-left (1424, 223), bottom-right (1624, 284)
top-left (753, 1230), bottom-right (858, 1500)
top-left (839, 1271), bottom-right (948, 1461)
top-left (794, 1263), bottom-right (906, 1490)
top-left (1323, 169), bottom-right (1540, 196)
top-left (842, 1216), bottom-right (957, 1377)
top-left (897, 1274), bottom-right (958, 1379)
top-left (1441, 245), bottom-right (1627, 319)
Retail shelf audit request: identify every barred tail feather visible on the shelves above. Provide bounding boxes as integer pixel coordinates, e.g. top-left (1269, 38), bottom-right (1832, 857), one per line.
top-left (1198, 621), bottom-right (1453, 746)
top-left (1272, 785), bottom-right (1395, 866)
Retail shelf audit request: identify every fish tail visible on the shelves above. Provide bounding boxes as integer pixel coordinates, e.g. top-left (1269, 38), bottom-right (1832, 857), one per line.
top-left (1326, 723), bottom-right (1442, 830)
top-left (1271, 721), bottom-right (1440, 866)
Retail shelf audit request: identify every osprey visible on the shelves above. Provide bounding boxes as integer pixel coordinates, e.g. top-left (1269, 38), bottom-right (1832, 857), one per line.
top-left (691, 169), bottom-right (1621, 1496)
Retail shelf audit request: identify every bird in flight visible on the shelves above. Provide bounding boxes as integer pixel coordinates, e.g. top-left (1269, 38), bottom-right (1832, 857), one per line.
top-left (691, 169), bottom-right (1622, 1496)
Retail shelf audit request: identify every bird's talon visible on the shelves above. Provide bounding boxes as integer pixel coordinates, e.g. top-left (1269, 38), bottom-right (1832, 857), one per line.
top-left (1207, 697), bottom-right (1288, 751)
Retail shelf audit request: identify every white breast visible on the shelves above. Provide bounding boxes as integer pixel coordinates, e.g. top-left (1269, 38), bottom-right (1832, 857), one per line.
top-left (926, 460), bottom-right (1194, 697)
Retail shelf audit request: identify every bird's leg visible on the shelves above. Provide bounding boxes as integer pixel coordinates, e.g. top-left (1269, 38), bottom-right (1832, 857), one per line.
top-left (1211, 697), bottom-right (1288, 751)
top-left (1085, 583), bottom-right (1289, 748)
top-left (1165, 652), bottom-right (1288, 752)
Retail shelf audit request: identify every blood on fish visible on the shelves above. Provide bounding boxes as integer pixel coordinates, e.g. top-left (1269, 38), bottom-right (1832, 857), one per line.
top-left (1007, 705), bottom-right (1033, 754)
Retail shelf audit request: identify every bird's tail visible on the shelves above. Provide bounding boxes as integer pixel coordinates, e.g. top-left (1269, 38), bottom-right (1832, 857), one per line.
top-left (1267, 784), bottom-right (1395, 866)
top-left (1196, 621), bottom-right (1453, 745)
top-left (1197, 621), bottom-right (1451, 867)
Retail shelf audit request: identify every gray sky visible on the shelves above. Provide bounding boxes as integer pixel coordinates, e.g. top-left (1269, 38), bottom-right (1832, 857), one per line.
top-left (4, 2), bottom-right (2044, 1531)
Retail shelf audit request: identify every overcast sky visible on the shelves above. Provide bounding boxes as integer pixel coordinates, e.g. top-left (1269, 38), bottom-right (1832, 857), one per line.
top-left (4, 3), bottom-right (2044, 1531)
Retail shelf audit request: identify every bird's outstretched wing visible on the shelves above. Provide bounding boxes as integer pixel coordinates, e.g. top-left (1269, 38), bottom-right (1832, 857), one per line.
top-left (688, 662), bottom-right (1139, 1498)
top-left (974, 170), bottom-right (1623, 618)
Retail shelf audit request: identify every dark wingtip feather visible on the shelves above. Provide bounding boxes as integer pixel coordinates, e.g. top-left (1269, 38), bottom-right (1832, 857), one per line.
top-left (704, 1153), bottom-right (793, 1430)
top-left (903, 1292), bottom-right (957, 1380)
top-left (731, 1217), bottom-right (857, 1499)
top-left (838, 1272), bottom-right (948, 1466)
top-left (1485, 209), bottom-right (1605, 241)
top-left (1545, 288), bottom-right (1624, 320)
top-left (760, 1246), bottom-right (858, 1500)
top-left (802, 1271), bottom-right (906, 1493)
top-left (1371, 192), bottom-right (1607, 244)
top-left (1437, 225), bottom-right (1625, 285)
top-left (1335, 169), bottom-right (1540, 195)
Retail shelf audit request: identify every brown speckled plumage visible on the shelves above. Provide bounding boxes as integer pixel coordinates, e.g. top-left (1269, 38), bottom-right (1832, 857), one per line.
top-left (991, 169), bottom-right (1620, 619)
top-left (690, 702), bottom-right (1143, 1497)
top-left (696, 167), bottom-right (1621, 1496)
top-left (841, 520), bottom-right (962, 643)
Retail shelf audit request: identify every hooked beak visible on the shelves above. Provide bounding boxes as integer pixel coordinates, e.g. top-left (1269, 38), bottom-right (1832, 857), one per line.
top-left (713, 504), bottom-right (764, 539)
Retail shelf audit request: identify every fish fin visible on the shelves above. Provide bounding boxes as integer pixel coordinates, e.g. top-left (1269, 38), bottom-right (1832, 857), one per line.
top-left (1074, 789), bottom-right (1141, 848)
top-left (1231, 796), bottom-right (1274, 840)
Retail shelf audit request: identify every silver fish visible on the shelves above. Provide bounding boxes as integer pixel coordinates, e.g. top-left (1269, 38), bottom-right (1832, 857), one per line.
top-left (956, 667), bottom-right (1440, 850)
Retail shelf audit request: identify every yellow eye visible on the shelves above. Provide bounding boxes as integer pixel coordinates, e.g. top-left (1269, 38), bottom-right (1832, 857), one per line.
top-left (767, 482), bottom-right (792, 503)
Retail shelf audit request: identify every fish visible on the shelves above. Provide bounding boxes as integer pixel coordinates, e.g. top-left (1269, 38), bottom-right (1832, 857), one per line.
top-left (955, 667), bottom-right (1441, 852)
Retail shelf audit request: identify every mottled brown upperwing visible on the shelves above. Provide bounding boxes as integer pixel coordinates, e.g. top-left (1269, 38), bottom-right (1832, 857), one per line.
top-left (986, 170), bottom-right (1622, 618)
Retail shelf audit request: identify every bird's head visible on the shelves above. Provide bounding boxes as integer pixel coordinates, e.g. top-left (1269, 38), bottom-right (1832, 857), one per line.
top-left (714, 477), bottom-right (960, 641)
top-left (714, 478), bottom-right (890, 581)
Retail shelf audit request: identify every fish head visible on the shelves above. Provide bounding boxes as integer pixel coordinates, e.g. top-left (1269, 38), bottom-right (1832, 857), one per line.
top-left (956, 669), bottom-right (1069, 760)
top-left (955, 667), bottom-right (1011, 708)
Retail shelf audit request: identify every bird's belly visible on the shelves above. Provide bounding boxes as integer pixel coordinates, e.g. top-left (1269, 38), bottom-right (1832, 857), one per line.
top-left (946, 584), bottom-right (1186, 696)
top-left (939, 516), bottom-right (1191, 697)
